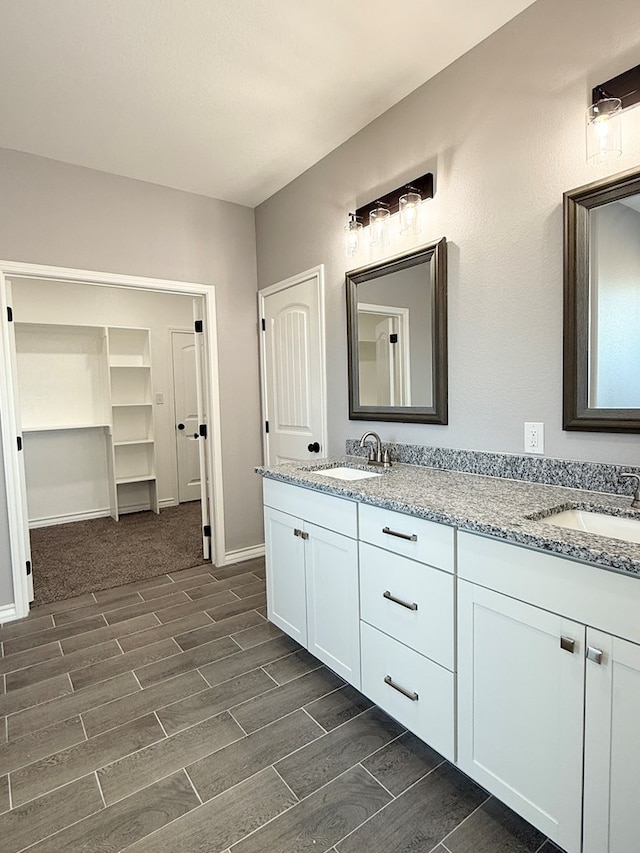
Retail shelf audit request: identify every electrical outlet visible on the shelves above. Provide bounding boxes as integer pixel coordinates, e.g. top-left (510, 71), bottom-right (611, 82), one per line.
top-left (524, 422), bottom-right (544, 454)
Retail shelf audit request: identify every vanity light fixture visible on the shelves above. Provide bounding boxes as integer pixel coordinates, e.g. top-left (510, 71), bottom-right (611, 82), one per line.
top-left (587, 64), bottom-right (640, 163)
top-left (344, 172), bottom-right (433, 254)
top-left (344, 213), bottom-right (363, 257)
top-left (369, 203), bottom-right (391, 249)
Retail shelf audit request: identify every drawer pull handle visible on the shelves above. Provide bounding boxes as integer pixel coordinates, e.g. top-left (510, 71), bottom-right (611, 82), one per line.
top-left (383, 590), bottom-right (418, 611)
top-left (384, 675), bottom-right (418, 701)
top-left (293, 528), bottom-right (309, 540)
top-left (560, 636), bottom-right (575, 653)
top-left (382, 526), bottom-right (417, 542)
top-left (587, 646), bottom-right (603, 665)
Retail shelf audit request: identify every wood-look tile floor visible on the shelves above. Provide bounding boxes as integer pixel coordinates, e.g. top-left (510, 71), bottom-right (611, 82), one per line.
top-left (0, 558), bottom-right (566, 853)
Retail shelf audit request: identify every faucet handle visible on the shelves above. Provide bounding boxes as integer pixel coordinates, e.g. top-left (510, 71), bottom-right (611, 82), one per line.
top-left (366, 445), bottom-right (376, 463)
top-left (620, 472), bottom-right (640, 508)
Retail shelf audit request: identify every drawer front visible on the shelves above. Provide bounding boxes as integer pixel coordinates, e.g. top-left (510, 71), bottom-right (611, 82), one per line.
top-left (263, 478), bottom-right (357, 538)
top-left (359, 503), bottom-right (454, 571)
top-left (359, 542), bottom-right (454, 669)
top-left (360, 621), bottom-right (455, 761)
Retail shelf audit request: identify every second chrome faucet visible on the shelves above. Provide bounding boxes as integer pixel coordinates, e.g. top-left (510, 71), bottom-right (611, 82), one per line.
top-left (359, 431), bottom-right (392, 468)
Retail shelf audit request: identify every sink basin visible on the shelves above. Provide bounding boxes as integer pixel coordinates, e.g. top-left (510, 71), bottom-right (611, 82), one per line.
top-left (539, 509), bottom-right (640, 544)
top-left (313, 466), bottom-right (382, 481)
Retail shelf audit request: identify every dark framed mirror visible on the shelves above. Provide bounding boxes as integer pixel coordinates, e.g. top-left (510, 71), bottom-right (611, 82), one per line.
top-left (346, 238), bottom-right (447, 423)
top-left (564, 167), bottom-right (640, 432)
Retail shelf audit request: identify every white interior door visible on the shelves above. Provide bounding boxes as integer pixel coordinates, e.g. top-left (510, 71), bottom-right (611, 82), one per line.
top-left (259, 267), bottom-right (326, 465)
top-left (0, 276), bottom-right (33, 606)
top-left (171, 331), bottom-right (202, 503)
top-left (193, 300), bottom-right (212, 560)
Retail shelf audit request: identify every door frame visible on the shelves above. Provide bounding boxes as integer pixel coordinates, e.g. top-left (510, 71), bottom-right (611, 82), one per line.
top-left (169, 327), bottom-right (202, 504)
top-left (357, 301), bottom-right (412, 406)
top-left (0, 260), bottom-right (226, 622)
top-left (258, 265), bottom-right (328, 465)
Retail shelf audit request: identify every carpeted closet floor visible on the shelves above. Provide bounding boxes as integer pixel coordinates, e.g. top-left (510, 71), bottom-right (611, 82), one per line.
top-left (29, 502), bottom-right (204, 606)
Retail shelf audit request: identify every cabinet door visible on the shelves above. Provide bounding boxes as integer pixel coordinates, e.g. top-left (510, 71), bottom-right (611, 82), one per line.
top-left (264, 506), bottom-right (307, 645)
top-left (305, 522), bottom-right (360, 688)
top-left (457, 581), bottom-right (584, 853)
top-left (583, 629), bottom-right (640, 853)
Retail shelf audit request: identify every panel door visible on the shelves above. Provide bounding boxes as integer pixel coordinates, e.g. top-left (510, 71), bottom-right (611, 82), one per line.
top-left (171, 331), bottom-right (201, 503)
top-left (457, 581), bottom-right (584, 853)
top-left (305, 522), bottom-right (360, 688)
top-left (261, 270), bottom-right (325, 464)
top-left (264, 505), bottom-right (307, 645)
top-left (583, 629), bottom-right (640, 853)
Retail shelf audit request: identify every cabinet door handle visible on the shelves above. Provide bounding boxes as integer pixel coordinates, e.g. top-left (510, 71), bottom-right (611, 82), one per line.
top-left (560, 636), bottom-right (575, 653)
top-left (383, 590), bottom-right (418, 611)
top-left (384, 675), bottom-right (419, 701)
top-left (292, 528), bottom-right (309, 540)
top-left (382, 526), bottom-right (418, 542)
top-left (587, 646), bottom-right (603, 665)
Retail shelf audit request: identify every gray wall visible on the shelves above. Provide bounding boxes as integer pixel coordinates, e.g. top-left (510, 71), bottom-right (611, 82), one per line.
top-left (0, 406), bottom-right (15, 607)
top-left (0, 148), bottom-right (263, 590)
top-left (255, 0), bottom-right (640, 466)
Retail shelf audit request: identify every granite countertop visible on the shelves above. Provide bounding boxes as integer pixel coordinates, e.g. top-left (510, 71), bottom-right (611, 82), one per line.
top-left (256, 455), bottom-right (640, 577)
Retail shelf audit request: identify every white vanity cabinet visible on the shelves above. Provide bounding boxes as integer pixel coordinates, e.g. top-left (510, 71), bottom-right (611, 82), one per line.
top-left (263, 479), bottom-right (360, 687)
top-left (358, 504), bottom-right (456, 761)
top-left (457, 531), bottom-right (640, 853)
top-left (582, 629), bottom-right (640, 853)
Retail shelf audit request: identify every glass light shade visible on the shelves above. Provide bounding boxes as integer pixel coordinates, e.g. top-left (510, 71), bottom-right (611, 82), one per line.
top-left (399, 191), bottom-right (422, 236)
top-left (369, 206), bottom-right (390, 249)
top-left (586, 98), bottom-right (622, 164)
top-left (344, 216), bottom-right (363, 257)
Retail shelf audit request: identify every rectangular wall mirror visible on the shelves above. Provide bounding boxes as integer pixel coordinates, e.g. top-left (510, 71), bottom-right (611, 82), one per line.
top-left (346, 238), bottom-right (447, 423)
top-left (564, 167), bottom-right (640, 431)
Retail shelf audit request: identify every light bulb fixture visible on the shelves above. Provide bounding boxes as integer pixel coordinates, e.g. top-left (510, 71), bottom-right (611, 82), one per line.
top-left (344, 213), bottom-right (363, 257)
top-left (369, 203), bottom-right (390, 249)
top-left (586, 97), bottom-right (622, 164)
top-left (399, 188), bottom-right (422, 236)
top-left (587, 65), bottom-right (640, 164)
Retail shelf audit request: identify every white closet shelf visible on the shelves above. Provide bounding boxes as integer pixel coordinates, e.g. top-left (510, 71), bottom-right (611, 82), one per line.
top-left (113, 439), bottom-right (154, 447)
top-left (22, 424), bottom-right (110, 432)
top-left (111, 402), bottom-right (153, 408)
top-left (116, 475), bottom-right (157, 485)
top-left (109, 364), bottom-right (151, 369)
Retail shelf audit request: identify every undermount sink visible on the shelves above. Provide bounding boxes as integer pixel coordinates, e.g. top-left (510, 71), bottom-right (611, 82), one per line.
top-left (312, 466), bottom-right (382, 481)
top-left (539, 509), bottom-right (640, 545)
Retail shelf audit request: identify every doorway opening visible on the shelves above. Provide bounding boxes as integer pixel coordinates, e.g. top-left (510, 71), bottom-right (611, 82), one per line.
top-left (0, 261), bottom-right (225, 620)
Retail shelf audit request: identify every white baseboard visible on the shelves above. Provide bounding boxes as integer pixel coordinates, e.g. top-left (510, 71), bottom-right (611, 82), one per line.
top-left (0, 603), bottom-right (19, 624)
top-left (29, 508), bottom-right (112, 529)
top-left (225, 544), bottom-right (265, 565)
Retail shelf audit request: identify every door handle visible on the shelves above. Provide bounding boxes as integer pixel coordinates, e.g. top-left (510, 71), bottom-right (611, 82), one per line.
top-left (384, 675), bottom-right (419, 701)
top-left (587, 646), bottom-right (603, 665)
top-left (383, 590), bottom-right (418, 611)
top-left (177, 423), bottom-right (185, 430)
top-left (307, 442), bottom-right (320, 453)
top-left (382, 526), bottom-right (418, 542)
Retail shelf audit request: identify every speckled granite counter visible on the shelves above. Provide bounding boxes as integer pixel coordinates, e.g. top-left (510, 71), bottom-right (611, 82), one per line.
top-left (256, 456), bottom-right (640, 577)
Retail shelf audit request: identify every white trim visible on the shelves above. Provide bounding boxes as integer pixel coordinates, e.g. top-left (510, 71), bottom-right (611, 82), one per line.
top-left (0, 603), bottom-right (19, 624)
top-left (357, 301), bottom-right (412, 406)
top-left (0, 260), bottom-right (227, 619)
top-left (225, 543), bottom-right (265, 564)
top-left (258, 265), bottom-right (328, 464)
top-left (29, 498), bottom-right (179, 528)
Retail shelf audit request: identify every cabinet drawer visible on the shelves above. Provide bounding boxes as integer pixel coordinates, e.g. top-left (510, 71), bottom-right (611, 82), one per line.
top-left (360, 543), bottom-right (454, 669)
top-left (360, 621), bottom-right (455, 761)
top-left (263, 478), bottom-right (357, 538)
top-left (359, 503), bottom-right (454, 571)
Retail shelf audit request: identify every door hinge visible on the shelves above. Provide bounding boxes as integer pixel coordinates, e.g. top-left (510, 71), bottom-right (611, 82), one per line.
top-left (265, 420), bottom-right (269, 434)
top-left (17, 436), bottom-right (22, 451)
top-left (390, 333), bottom-right (398, 344)
top-left (194, 320), bottom-right (203, 333)
top-left (199, 423), bottom-right (207, 439)
top-left (203, 524), bottom-right (212, 537)
top-left (7, 306), bottom-right (13, 322)
top-left (261, 318), bottom-right (266, 331)
top-left (26, 560), bottom-right (32, 576)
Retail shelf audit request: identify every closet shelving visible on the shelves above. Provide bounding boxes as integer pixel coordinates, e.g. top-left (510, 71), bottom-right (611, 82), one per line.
top-left (15, 322), bottom-right (159, 525)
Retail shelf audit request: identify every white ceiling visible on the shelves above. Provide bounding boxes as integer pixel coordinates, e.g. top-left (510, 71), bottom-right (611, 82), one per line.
top-left (0, 0), bottom-right (537, 207)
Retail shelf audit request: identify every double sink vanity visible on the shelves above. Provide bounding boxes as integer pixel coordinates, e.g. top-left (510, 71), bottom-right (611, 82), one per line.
top-left (257, 450), bottom-right (640, 853)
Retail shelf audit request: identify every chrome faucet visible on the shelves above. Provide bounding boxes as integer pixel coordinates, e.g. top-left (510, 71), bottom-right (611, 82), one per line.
top-left (359, 431), bottom-right (392, 468)
top-left (620, 472), bottom-right (640, 509)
